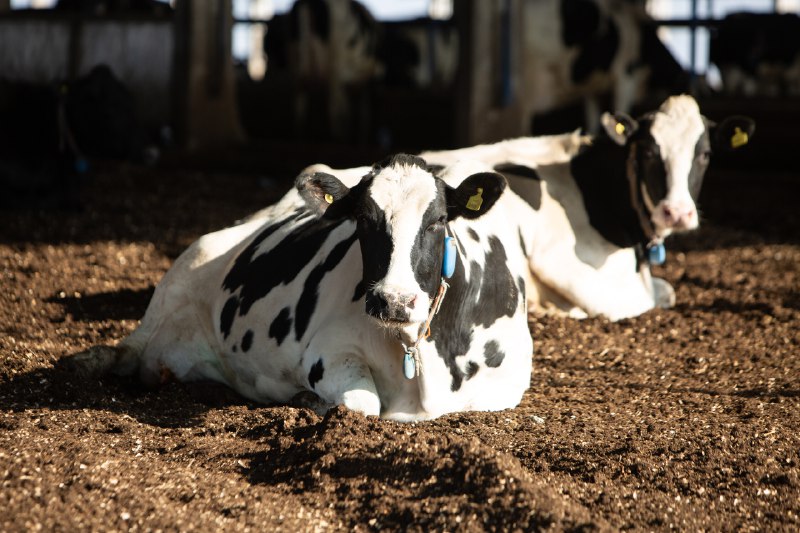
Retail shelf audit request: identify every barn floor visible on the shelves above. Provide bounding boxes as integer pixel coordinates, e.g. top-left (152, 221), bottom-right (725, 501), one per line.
top-left (1, 155), bottom-right (798, 531)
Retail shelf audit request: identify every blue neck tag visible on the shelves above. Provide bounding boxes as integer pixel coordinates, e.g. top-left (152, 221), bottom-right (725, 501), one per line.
top-left (648, 242), bottom-right (666, 265)
top-left (403, 352), bottom-right (416, 380)
top-left (442, 236), bottom-right (456, 278)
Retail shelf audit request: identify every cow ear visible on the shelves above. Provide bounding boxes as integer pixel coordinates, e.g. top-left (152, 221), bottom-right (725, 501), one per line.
top-left (295, 171), bottom-right (353, 218)
top-left (446, 172), bottom-right (507, 220)
top-left (712, 115), bottom-right (755, 152)
top-left (601, 112), bottom-right (638, 145)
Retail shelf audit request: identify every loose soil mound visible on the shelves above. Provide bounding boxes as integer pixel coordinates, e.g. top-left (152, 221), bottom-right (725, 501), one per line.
top-left (1, 163), bottom-right (798, 531)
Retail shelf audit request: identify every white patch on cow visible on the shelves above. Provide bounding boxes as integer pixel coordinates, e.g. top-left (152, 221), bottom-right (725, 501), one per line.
top-left (648, 95), bottom-right (705, 236)
top-left (368, 163), bottom-right (439, 325)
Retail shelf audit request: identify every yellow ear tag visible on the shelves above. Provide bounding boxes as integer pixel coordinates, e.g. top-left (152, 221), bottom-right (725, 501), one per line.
top-left (324, 193), bottom-right (334, 204)
top-left (731, 127), bottom-right (749, 149)
top-left (615, 122), bottom-right (626, 136)
top-left (466, 187), bottom-right (484, 211)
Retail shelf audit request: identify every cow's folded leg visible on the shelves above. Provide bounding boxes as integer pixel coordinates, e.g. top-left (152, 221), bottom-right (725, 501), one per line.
top-left (652, 277), bottom-right (676, 309)
top-left (305, 356), bottom-right (381, 417)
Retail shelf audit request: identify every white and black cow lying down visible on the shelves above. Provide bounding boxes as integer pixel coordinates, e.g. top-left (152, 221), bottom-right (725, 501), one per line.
top-left (423, 95), bottom-right (755, 320)
top-left (74, 155), bottom-right (533, 421)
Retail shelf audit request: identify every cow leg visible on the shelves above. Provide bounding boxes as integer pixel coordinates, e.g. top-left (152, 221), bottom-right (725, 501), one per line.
top-left (301, 352), bottom-right (381, 417)
top-left (62, 342), bottom-right (141, 378)
top-left (652, 277), bottom-right (676, 309)
top-left (531, 251), bottom-right (657, 321)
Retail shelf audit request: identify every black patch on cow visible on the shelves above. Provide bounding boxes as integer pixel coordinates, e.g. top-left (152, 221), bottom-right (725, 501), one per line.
top-left (220, 295), bottom-right (240, 339)
top-left (570, 137), bottom-right (649, 249)
top-left (493, 163), bottom-right (541, 180)
top-left (561, 0), bottom-right (620, 84)
top-left (516, 276), bottom-right (526, 309)
top-left (269, 307), bottom-right (293, 346)
top-left (518, 230), bottom-right (528, 258)
top-left (295, 232), bottom-right (358, 341)
top-left (428, 234), bottom-right (519, 391)
top-left (466, 228), bottom-right (480, 242)
top-left (496, 163), bottom-right (543, 211)
top-left (466, 361), bottom-right (479, 380)
top-left (359, 193), bottom-right (394, 315)
top-left (232, 345), bottom-right (238, 353)
top-left (688, 129), bottom-right (711, 200)
top-left (221, 212), bottom-right (345, 335)
top-left (241, 330), bottom-right (254, 353)
top-left (352, 279), bottom-right (366, 302)
top-left (410, 191), bottom-right (448, 297)
top-left (561, 0), bottom-right (600, 47)
top-left (484, 340), bottom-right (505, 368)
top-left (426, 163), bottom-right (446, 176)
top-left (308, 358), bottom-right (324, 389)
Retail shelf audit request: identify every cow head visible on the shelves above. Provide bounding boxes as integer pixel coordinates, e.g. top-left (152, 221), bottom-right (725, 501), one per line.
top-left (297, 154), bottom-right (505, 330)
top-left (601, 94), bottom-right (755, 238)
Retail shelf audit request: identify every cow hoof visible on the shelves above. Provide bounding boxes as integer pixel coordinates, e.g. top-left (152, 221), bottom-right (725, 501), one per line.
top-left (653, 278), bottom-right (676, 308)
top-left (58, 344), bottom-right (140, 379)
top-left (290, 390), bottom-right (334, 416)
top-left (59, 345), bottom-right (120, 378)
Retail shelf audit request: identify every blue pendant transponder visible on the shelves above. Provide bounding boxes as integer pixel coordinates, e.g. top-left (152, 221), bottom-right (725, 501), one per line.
top-left (403, 352), bottom-right (416, 380)
top-left (648, 242), bottom-right (666, 265)
top-left (74, 157), bottom-right (89, 174)
top-left (442, 236), bottom-right (456, 278)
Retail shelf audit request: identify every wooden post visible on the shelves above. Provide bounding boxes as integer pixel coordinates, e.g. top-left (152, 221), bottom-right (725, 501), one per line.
top-left (453, 0), bottom-right (524, 146)
top-left (173, 0), bottom-right (244, 150)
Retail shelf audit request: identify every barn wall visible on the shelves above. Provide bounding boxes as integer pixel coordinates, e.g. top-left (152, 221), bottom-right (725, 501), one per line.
top-left (0, 16), bottom-right (173, 127)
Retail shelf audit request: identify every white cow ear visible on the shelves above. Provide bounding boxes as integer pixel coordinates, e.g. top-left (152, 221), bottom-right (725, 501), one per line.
top-left (446, 172), bottom-right (507, 220)
top-left (601, 112), bottom-right (638, 146)
top-left (295, 171), bottom-right (352, 218)
top-left (712, 115), bottom-right (755, 152)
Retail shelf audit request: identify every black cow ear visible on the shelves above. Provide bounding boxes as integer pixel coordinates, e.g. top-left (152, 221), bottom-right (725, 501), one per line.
top-left (446, 172), bottom-right (507, 220)
top-left (601, 112), bottom-right (638, 146)
top-left (712, 115), bottom-right (755, 152)
top-left (295, 171), bottom-right (352, 218)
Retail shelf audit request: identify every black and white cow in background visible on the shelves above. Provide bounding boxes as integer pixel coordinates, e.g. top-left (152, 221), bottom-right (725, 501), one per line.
top-left (710, 12), bottom-right (800, 98)
top-left (72, 155), bottom-right (533, 421)
top-left (264, 0), bottom-right (382, 139)
top-left (520, 0), bottom-right (688, 132)
top-left (422, 95), bottom-right (755, 320)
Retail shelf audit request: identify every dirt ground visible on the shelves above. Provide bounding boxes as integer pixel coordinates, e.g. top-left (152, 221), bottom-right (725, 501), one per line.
top-left (1, 157), bottom-right (798, 531)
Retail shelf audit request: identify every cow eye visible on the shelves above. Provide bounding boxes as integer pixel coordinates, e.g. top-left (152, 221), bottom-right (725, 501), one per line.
top-left (426, 218), bottom-right (444, 232)
top-left (698, 150), bottom-right (711, 163)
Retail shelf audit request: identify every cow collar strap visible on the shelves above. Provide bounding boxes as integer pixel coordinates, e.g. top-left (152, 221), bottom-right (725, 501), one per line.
top-left (400, 229), bottom-right (457, 380)
top-left (626, 145), bottom-right (665, 265)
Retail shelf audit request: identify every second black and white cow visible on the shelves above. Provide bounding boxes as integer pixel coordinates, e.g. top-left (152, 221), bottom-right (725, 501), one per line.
top-left (423, 95), bottom-right (755, 320)
top-left (710, 12), bottom-right (800, 97)
top-left (73, 155), bottom-right (532, 421)
top-left (520, 0), bottom-right (688, 132)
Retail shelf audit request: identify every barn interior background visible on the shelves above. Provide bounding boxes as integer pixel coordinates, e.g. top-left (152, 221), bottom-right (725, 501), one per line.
top-left (1, 0), bottom-right (799, 530)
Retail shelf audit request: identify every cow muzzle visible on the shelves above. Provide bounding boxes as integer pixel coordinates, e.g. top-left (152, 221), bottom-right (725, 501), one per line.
top-left (653, 200), bottom-right (698, 234)
top-left (365, 289), bottom-right (420, 326)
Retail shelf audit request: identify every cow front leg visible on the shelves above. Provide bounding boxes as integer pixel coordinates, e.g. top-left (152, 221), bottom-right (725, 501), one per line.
top-left (652, 277), bottom-right (676, 309)
top-left (302, 355), bottom-right (381, 417)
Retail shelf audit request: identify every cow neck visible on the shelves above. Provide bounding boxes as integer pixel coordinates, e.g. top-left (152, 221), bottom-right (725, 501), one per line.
top-left (570, 137), bottom-right (653, 252)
